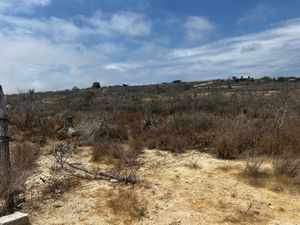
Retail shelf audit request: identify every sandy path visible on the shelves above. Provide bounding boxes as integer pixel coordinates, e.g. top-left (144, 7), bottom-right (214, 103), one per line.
top-left (25, 149), bottom-right (300, 225)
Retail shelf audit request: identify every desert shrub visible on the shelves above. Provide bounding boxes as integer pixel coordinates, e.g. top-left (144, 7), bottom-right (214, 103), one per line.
top-left (169, 113), bottom-right (192, 132)
top-left (272, 155), bottom-right (300, 178)
top-left (277, 77), bottom-right (288, 82)
top-left (42, 177), bottom-right (79, 199)
top-left (107, 188), bottom-right (147, 221)
top-left (82, 91), bottom-right (96, 102)
top-left (0, 142), bottom-right (40, 205)
top-left (78, 115), bottom-right (128, 145)
top-left (92, 142), bottom-right (124, 162)
top-left (144, 126), bottom-right (187, 153)
top-left (243, 159), bottom-right (266, 177)
top-left (213, 134), bottom-right (238, 159)
top-left (93, 138), bottom-right (143, 166)
top-left (256, 117), bottom-right (300, 155)
top-left (212, 115), bottom-right (262, 159)
top-left (9, 93), bottom-right (55, 143)
top-left (50, 143), bottom-right (72, 169)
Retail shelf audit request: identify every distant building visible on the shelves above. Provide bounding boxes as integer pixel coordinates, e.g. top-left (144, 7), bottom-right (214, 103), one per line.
top-left (287, 76), bottom-right (300, 82)
top-left (72, 86), bottom-right (80, 91)
top-left (172, 80), bottom-right (182, 83)
top-left (230, 76), bottom-right (250, 82)
top-left (92, 82), bottom-right (101, 88)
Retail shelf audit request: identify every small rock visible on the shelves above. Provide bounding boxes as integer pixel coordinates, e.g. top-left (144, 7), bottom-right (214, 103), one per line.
top-left (67, 128), bottom-right (79, 138)
top-left (0, 212), bottom-right (31, 225)
top-left (110, 179), bottom-right (118, 183)
top-left (55, 189), bottom-right (62, 194)
top-left (53, 204), bottom-right (63, 209)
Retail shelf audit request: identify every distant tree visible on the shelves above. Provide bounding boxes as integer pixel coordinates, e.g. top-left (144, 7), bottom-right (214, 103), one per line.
top-left (82, 91), bottom-right (96, 102)
top-left (72, 86), bottom-right (80, 91)
top-left (277, 77), bottom-right (288, 82)
top-left (29, 89), bottom-right (34, 95)
top-left (261, 76), bottom-right (273, 82)
top-left (227, 81), bottom-right (232, 89)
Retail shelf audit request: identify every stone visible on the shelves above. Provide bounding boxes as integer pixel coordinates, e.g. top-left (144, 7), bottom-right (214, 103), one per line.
top-left (0, 212), bottom-right (31, 225)
top-left (67, 127), bottom-right (79, 138)
top-left (5, 104), bottom-right (12, 110)
top-left (53, 204), bottom-right (63, 208)
top-left (110, 179), bottom-right (118, 183)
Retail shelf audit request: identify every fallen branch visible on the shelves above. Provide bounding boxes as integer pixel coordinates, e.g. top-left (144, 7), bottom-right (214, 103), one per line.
top-left (50, 143), bottom-right (138, 184)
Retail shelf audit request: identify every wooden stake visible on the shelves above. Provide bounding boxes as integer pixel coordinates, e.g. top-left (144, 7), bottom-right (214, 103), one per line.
top-left (0, 85), bottom-right (14, 214)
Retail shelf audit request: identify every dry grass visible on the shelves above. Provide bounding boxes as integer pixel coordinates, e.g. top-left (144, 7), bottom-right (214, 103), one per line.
top-left (10, 142), bottom-right (40, 194)
top-left (92, 142), bottom-right (124, 163)
top-left (272, 155), bottom-right (300, 178)
top-left (106, 188), bottom-right (147, 223)
top-left (213, 135), bottom-right (238, 160)
top-left (42, 177), bottom-right (80, 200)
top-left (239, 158), bottom-right (270, 188)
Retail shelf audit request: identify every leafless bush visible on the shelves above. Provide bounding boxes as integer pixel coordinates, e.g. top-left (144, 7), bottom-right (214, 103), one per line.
top-left (1, 142), bottom-right (40, 208)
top-left (42, 177), bottom-right (79, 199)
top-left (50, 143), bottom-right (72, 169)
top-left (213, 133), bottom-right (238, 159)
top-left (244, 158), bottom-right (266, 177)
top-left (92, 142), bottom-right (125, 162)
top-left (272, 155), bottom-right (300, 178)
top-left (78, 115), bottom-right (128, 145)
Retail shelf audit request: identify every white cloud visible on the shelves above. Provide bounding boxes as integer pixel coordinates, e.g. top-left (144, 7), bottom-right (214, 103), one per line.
top-left (0, 0), bottom-right (51, 14)
top-left (83, 11), bottom-right (151, 37)
top-left (183, 16), bottom-right (215, 42)
top-left (238, 3), bottom-right (274, 25)
top-left (0, 10), bottom-right (151, 43)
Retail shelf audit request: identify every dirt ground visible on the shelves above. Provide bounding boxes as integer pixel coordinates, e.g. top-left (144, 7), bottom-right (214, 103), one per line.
top-left (23, 147), bottom-right (300, 225)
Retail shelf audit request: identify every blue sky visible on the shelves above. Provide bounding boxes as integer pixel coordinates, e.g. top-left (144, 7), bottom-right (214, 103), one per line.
top-left (0, 0), bottom-right (300, 93)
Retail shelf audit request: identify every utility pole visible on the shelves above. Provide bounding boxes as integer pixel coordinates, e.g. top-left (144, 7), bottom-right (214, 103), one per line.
top-left (0, 85), bottom-right (14, 214)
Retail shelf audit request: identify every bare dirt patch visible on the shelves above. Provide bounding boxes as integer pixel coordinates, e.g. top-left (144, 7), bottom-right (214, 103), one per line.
top-left (21, 148), bottom-right (300, 225)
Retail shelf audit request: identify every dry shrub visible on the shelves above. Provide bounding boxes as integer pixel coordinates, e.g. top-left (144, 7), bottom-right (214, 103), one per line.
top-left (78, 116), bottom-right (128, 145)
top-left (212, 116), bottom-right (260, 159)
top-left (11, 142), bottom-right (40, 193)
top-left (107, 188), bottom-right (147, 222)
top-left (272, 155), bottom-right (300, 178)
top-left (50, 143), bottom-right (72, 169)
top-left (92, 142), bottom-right (124, 163)
top-left (185, 156), bottom-right (201, 169)
top-left (0, 142), bottom-right (40, 206)
top-left (92, 138), bottom-right (143, 164)
top-left (92, 139), bottom-right (143, 183)
top-left (146, 131), bottom-right (187, 153)
top-left (9, 93), bottom-right (55, 144)
top-left (257, 120), bottom-right (300, 156)
top-left (213, 133), bottom-right (238, 159)
top-left (240, 158), bottom-right (269, 187)
top-left (243, 158), bottom-right (267, 178)
top-left (42, 177), bottom-right (79, 199)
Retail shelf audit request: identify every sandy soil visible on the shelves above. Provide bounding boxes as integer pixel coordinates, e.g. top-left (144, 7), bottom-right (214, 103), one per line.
top-left (23, 147), bottom-right (300, 225)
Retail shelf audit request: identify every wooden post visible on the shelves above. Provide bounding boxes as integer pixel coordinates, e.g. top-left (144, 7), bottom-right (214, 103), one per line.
top-left (0, 85), bottom-right (14, 214)
top-left (65, 115), bottom-right (73, 129)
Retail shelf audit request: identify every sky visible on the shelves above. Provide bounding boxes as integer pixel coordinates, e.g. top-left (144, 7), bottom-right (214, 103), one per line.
top-left (0, 0), bottom-right (300, 93)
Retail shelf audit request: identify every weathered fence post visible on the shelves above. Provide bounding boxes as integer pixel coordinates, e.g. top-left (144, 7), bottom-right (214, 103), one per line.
top-left (65, 115), bottom-right (73, 129)
top-left (0, 85), bottom-right (14, 214)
